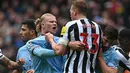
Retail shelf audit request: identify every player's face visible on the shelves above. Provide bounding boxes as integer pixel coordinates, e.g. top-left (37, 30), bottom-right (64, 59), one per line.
top-left (120, 38), bottom-right (130, 52)
top-left (102, 35), bottom-right (109, 47)
top-left (42, 15), bottom-right (57, 34)
top-left (20, 24), bottom-right (32, 42)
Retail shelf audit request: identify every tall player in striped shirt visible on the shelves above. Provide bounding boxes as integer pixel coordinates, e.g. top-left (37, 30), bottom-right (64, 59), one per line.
top-left (45, 1), bottom-right (103, 73)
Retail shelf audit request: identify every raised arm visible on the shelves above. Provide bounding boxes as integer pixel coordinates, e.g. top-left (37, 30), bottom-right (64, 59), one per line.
top-left (45, 33), bottom-right (67, 55)
top-left (45, 32), bottom-right (86, 55)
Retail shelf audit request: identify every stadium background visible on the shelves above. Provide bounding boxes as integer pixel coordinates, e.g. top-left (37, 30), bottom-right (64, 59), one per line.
top-left (0, 0), bottom-right (129, 73)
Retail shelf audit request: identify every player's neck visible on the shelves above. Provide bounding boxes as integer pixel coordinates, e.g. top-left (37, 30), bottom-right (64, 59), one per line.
top-left (41, 31), bottom-right (50, 36)
top-left (41, 33), bottom-right (46, 36)
top-left (76, 14), bottom-right (86, 20)
top-left (41, 29), bottom-right (47, 36)
top-left (30, 35), bottom-right (37, 40)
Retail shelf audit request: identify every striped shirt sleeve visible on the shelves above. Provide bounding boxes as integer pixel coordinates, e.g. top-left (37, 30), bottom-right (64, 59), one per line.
top-left (114, 46), bottom-right (130, 71)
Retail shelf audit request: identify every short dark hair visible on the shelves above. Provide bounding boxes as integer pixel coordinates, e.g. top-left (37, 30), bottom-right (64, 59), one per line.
top-left (104, 26), bottom-right (118, 40)
top-left (119, 29), bottom-right (130, 40)
top-left (21, 19), bottom-right (37, 36)
top-left (72, 0), bottom-right (88, 16)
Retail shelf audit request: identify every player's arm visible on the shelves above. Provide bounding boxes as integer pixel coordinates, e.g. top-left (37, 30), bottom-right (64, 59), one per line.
top-left (68, 41), bottom-right (85, 51)
top-left (117, 50), bottom-right (130, 71)
top-left (0, 57), bottom-right (23, 70)
top-left (27, 42), bottom-right (58, 58)
top-left (0, 49), bottom-right (24, 70)
top-left (45, 23), bottom-right (85, 55)
top-left (45, 33), bottom-right (85, 56)
top-left (45, 24), bottom-right (69, 55)
top-left (98, 57), bottom-right (118, 73)
top-left (98, 48), bottom-right (118, 73)
top-left (45, 33), bottom-right (67, 55)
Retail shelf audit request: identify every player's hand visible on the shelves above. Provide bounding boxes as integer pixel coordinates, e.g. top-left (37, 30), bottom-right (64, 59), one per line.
top-left (68, 41), bottom-right (85, 51)
top-left (17, 58), bottom-right (25, 67)
top-left (0, 49), bottom-right (4, 60)
top-left (8, 58), bottom-right (25, 69)
top-left (45, 32), bottom-right (54, 43)
top-left (26, 69), bottom-right (35, 73)
top-left (123, 70), bottom-right (130, 73)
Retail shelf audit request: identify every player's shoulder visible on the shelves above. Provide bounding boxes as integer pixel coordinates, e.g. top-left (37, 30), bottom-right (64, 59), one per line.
top-left (18, 45), bottom-right (27, 51)
top-left (66, 20), bottom-right (78, 27)
top-left (111, 45), bottom-right (121, 50)
top-left (111, 45), bottom-right (128, 57)
top-left (27, 36), bottom-right (45, 43)
top-left (32, 36), bottom-right (45, 41)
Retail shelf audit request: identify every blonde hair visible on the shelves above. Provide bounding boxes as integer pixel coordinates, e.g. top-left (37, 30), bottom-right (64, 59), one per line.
top-left (35, 18), bottom-right (41, 33)
top-left (35, 18), bottom-right (41, 25)
top-left (40, 13), bottom-right (55, 21)
top-left (72, 0), bottom-right (88, 16)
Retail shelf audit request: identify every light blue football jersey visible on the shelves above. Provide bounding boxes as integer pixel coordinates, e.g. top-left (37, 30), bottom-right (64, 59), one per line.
top-left (95, 45), bottom-right (120, 73)
top-left (16, 45), bottom-right (33, 73)
top-left (103, 46), bottom-right (120, 69)
top-left (26, 36), bottom-right (66, 73)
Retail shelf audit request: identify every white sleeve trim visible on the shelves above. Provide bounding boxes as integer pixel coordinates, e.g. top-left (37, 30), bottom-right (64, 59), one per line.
top-left (58, 38), bottom-right (69, 47)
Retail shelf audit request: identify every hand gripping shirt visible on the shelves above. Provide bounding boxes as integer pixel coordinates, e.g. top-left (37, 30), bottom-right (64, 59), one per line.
top-left (26, 36), bottom-right (66, 73)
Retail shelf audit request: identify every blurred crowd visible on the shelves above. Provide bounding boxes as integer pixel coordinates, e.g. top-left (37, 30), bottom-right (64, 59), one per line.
top-left (0, 0), bottom-right (129, 73)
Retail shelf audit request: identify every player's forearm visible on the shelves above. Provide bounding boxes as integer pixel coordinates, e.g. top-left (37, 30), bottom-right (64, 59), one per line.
top-left (1, 56), bottom-right (9, 65)
top-left (2, 56), bottom-right (24, 70)
top-left (0, 49), bottom-right (19, 69)
top-left (1, 56), bottom-right (15, 69)
top-left (33, 48), bottom-right (56, 58)
top-left (0, 56), bottom-right (10, 68)
top-left (98, 57), bottom-right (118, 73)
top-left (50, 41), bottom-right (66, 55)
top-left (68, 41), bottom-right (85, 50)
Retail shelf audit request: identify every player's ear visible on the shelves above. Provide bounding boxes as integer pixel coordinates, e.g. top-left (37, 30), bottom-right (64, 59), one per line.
top-left (41, 22), bottom-right (45, 27)
top-left (30, 30), bottom-right (35, 35)
top-left (73, 9), bottom-right (78, 16)
top-left (74, 12), bottom-right (76, 16)
top-left (41, 24), bottom-right (45, 29)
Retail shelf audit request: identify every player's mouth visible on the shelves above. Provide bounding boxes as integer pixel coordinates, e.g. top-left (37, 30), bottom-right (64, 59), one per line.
top-left (20, 35), bottom-right (24, 39)
top-left (21, 36), bottom-right (23, 38)
top-left (53, 27), bottom-right (57, 30)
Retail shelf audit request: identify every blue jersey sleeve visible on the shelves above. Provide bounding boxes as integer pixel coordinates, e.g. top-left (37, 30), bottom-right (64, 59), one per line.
top-left (27, 42), bottom-right (56, 59)
top-left (33, 44), bottom-right (56, 58)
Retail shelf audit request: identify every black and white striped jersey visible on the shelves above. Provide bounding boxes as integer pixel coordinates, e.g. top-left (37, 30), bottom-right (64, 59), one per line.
top-left (112, 45), bottom-right (130, 71)
top-left (59, 18), bottom-right (102, 73)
